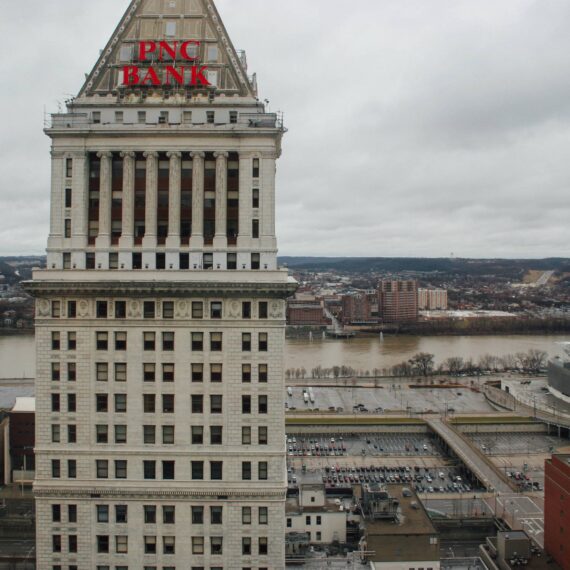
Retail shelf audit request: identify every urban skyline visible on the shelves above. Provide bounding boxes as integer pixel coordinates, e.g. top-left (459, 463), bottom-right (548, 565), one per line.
top-left (1, 0), bottom-right (570, 258)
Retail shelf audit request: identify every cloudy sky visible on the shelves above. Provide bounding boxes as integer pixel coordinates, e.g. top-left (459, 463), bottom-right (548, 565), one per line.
top-left (1, 0), bottom-right (569, 258)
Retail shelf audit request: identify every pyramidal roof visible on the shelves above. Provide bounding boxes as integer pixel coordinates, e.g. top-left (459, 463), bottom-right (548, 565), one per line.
top-left (78, 0), bottom-right (256, 100)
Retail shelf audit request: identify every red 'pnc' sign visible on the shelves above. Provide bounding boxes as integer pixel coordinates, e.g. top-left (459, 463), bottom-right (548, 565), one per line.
top-left (122, 41), bottom-right (211, 87)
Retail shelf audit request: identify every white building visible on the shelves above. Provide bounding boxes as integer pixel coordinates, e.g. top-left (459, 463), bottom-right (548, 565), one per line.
top-left (418, 289), bottom-right (448, 311)
top-left (25, 1), bottom-right (295, 569)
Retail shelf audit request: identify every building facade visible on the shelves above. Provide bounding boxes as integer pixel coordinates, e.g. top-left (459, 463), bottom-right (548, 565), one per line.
top-left (545, 452), bottom-right (570, 570)
top-left (26, 1), bottom-right (295, 569)
top-left (417, 289), bottom-right (448, 311)
top-left (378, 280), bottom-right (419, 323)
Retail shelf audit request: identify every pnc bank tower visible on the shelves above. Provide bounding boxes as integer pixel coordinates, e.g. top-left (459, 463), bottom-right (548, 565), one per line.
top-left (25, 1), bottom-right (295, 568)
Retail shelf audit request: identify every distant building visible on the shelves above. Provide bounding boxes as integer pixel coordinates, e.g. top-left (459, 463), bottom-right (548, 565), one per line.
top-left (361, 484), bottom-right (440, 570)
top-left (1, 397), bottom-right (35, 486)
top-left (378, 280), bottom-right (419, 323)
top-left (547, 348), bottom-right (570, 398)
top-left (287, 299), bottom-right (331, 326)
top-left (545, 452), bottom-right (570, 569)
top-left (418, 288), bottom-right (448, 310)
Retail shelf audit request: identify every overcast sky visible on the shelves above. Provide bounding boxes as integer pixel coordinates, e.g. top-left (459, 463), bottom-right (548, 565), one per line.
top-left (1, 0), bottom-right (569, 258)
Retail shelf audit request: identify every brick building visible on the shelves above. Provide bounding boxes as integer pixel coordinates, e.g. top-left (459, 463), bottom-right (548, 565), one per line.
top-left (378, 280), bottom-right (419, 323)
top-left (545, 452), bottom-right (570, 570)
top-left (418, 288), bottom-right (448, 311)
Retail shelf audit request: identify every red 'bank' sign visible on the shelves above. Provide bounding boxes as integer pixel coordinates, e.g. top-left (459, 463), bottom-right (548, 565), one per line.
top-left (122, 41), bottom-right (211, 87)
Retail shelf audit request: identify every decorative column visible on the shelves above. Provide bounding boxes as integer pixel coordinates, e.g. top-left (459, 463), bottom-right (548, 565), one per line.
top-left (46, 151), bottom-right (65, 269)
top-left (142, 151), bottom-right (159, 250)
top-left (261, 152), bottom-right (277, 249)
top-left (70, 152), bottom-right (89, 269)
top-left (190, 151), bottom-right (205, 250)
top-left (118, 152), bottom-right (135, 269)
top-left (95, 151), bottom-right (113, 249)
top-left (166, 151), bottom-right (182, 249)
top-left (213, 151), bottom-right (229, 249)
top-left (237, 152), bottom-right (254, 247)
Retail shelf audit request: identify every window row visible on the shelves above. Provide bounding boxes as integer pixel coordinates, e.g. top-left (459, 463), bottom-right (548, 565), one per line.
top-left (50, 460), bottom-right (270, 481)
top-left (50, 362), bottom-right (269, 384)
top-left (52, 300), bottom-right (272, 320)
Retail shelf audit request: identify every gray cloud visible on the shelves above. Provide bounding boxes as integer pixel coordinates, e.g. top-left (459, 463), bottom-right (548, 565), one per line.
top-left (0, 0), bottom-right (569, 257)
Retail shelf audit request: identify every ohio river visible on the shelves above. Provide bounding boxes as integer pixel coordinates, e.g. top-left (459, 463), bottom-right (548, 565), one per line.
top-left (0, 333), bottom-right (568, 379)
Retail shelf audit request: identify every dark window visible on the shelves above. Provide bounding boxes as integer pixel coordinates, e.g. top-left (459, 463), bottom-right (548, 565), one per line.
top-left (96, 301), bottom-right (108, 319)
top-left (51, 393), bottom-right (60, 412)
top-left (52, 460), bottom-right (60, 478)
top-left (86, 252), bottom-right (96, 269)
top-left (180, 253), bottom-right (190, 270)
top-left (143, 394), bottom-right (156, 413)
top-left (192, 302), bottom-right (203, 319)
top-left (242, 302), bottom-right (251, 319)
top-left (191, 461), bottom-right (204, 480)
top-left (67, 301), bottom-right (77, 319)
top-left (132, 252), bottom-right (142, 270)
top-left (259, 426), bottom-right (268, 445)
top-left (144, 461), bottom-right (156, 480)
top-left (162, 331), bottom-right (175, 351)
top-left (144, 332), bottom-right (156, 350)
top-left (242, 364), bottom-right (251, 383)
top-left (210, 301), bottom-right (222, 319)
top-left (259, 461), bottom-right (268, 480)
top-left (144, 301), bottom-right (155, 318)
top-left (251, 253), bottom-right (260, 270)
top-left (191, 395), bottom-right (203, 413)
top-left (65, 188), bottom-right (72, 208)
top-left (210, 332), bottom-right (222, 351)
top-left (210, 395), bottom-right (223, 414)
top-left (115, 505), bottom-right (128, 523)
top-left (209, 461), bottom-right (223, 480)
top-left (115, 460), bottom-right (127, 479)
top-left (210, 363), bottom-right (222, 383)
top-left (52, 504), bottom-right (61, 522)
top-left (242, 333), bottom-right (251, 351)
top-left (96, 460), bottom-right (108, 479)
top-left (242, 395), bottom-right (251, 414)
top-left (156, 252), bottom-right (166, 270)
top-left (68, 362), bottom-right (76, 382)
top-left (259, 537), bottom-right (268, 555)
top-left (97, 535), bottom-right (109, 553)
top-left (51, 332), bottom-right (60, 350)
top-left (227, 253), bottom-right (237, 270)
top-left (252, 158), bottom-right (260, 178)
top-left (96, 332), bottom-right (108, 350)
top-left (144, 363), bottom-right (156, 382)
top-left (259, 332), bottom-right (268, 351)
top-left (96, 394), bottom-right (108, 412)
top-left (242, 462), bottom-right (252, 480)
top-left (192, 426), bottom-right (204, 444)
top-left (211, 506), bottom-right (223, 525)
top-left (96, 425), bottom-right (108, 443)
top-left (210, 426), bottom-right (223, 445)
top-left (162, 301), bottom-right (174, 319)
top-left (162, 394), bottom-right (175, 413)
top-left (191, 332), bottom-right (203, 351)
top-left (51, 362), bottom-right (60, 381)
top-left (144, 505), bottom-right (156, 524)
top-left (162, 363), bottom-right (175, 382)
top-left (191, 506), bottom-right (204, 524)
top-left (252, 219), bottom-right (259, 239)
top-left (52, 535), bottom-right (62, 553)
top-left (115, 331), bottom-right (127, 350)
top-left (259, 395), bottom-right (268, 414)
top-left (67, 425), bottom-right (77, 443)
top-left (252, 188), bottom-right (260, 208)
top-left (162, 461), bottom-right (175, 480)
top-left (259, 364), bottom-right (268, 383)
top-left (259, 302), bottom-right (268, 319)
top-left (115, 301), bottom-right (126, 318)
top-left (191, 363), bottom-right (204, 383)
top-left (68, 504), bottom-right (77, 523)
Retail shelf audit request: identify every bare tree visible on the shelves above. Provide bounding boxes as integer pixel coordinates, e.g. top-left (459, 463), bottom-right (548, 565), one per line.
top-left (409, 353), bottom-right (435, 377)
top-left (444, 357), bottom-right (464, 376)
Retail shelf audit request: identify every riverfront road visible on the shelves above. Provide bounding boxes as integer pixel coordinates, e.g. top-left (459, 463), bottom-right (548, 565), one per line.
top-left (425, 418), bottom-right (514, 495)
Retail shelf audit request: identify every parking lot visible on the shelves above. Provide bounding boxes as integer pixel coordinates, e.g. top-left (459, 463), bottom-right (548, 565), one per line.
top-left (286, 385), bottom-right (495, 414)
top-left (467, 432), bottom-right (570, 456)
top-left (286, 433), bottom-right (443, 458)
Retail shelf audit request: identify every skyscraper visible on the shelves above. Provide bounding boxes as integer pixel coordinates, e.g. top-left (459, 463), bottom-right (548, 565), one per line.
top-left (25, 1), bottom-right (295, 568)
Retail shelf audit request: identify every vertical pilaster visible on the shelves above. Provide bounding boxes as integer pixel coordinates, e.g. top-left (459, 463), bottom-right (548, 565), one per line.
top-left (261, 152), bottom-right (278, 251)
top-left (237, 152), bottom-right (254, 247)
top-left (95, 151), bottom-right (113, 269)
top-left (70, 152), bottom-right (88, 269)
top-left (190, 151), bottom-right (205, 252)
top-left (119, 151), bottom-right (135, 269)
top-left (47, 151), bottom-right (64, 268)
top-left (213, 151), bottom-right (229, 250)
top-left (166, 151), bottom-right (182, 248)
top-left (142, 151), bottom-right (159, 251)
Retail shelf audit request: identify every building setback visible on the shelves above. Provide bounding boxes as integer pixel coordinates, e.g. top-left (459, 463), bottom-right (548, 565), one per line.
top-left (545, 452), bottom-right (570, 570)
top-left (25, 1), bottom-right (296, 568)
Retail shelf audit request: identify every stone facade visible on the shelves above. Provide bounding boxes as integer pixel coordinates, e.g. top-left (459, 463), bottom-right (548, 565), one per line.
top-left (27, 1), bottom-right (295, 568)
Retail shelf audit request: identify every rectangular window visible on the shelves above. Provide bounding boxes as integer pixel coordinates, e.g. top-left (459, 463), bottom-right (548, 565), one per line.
top-left (52, 460), bottom-right (61, 478)
top-left (144, 505), bottom-right (156, 524)
top-left (191, 506), bottom-right (204, 524)
top-left (51, 393), bottom-right (60, 412)
top-left (143, 394), bottom-right (156, 413)
top-left (66, 158), bottom-right (73, 177)
top-left (252, 219), bottom-right (259, 239)
top-left (114, 331), bottom-right (127, 350)
top-left (67, 362), bottom-right (77, 382)
top-left (51, 331), bottom-right (60, 350)
top-left (259, 537), bottom-right (268, 555)
top-left (211, 506), bottom-right (223, 525)
top-left (67, 330), bottom-right (77, 350)
top-left (211, 537), bottom-right (223, 555)
top-left (68, 504), bottom-right (77, 523)
top-left (227, 252), bottom-right (237, 270)
top-left (191, 363), bottom-right (204, 383)
top-left (162, 425), bottom-right (175, 444)
top-left (242, 364), bottom-right (251, 383)
top-left (51, 424), bottom-right (60, 443)
top-left (67, 425), bottom-right (77, 443)
top-left (116, 535), bottom-right (128, 554)
top-left (143, 425), bottom-right (156, 444)
top-left (96, 362), bottom-right (108, 382)
top-left (96, 331), bottom-right (108, 350)
top-left (259, 364), bottom-right (268, 383)
top-left (242, 333), bottom-right (251, 351)
top-left (52, 534), bottom-right (62, 553)
top-left (191, 332), bottom-right (203, 351)
top-left (203, 252), bottom-right (214, 269)
top-left (163, 535), bottom-right (175, 555)
top-left (259, 461), bottom-right (268, 480)
top-left (210, 363), bottom-right (222, 383)
top-left (259, 301), bottom-right (268, 319)
top-left (210, 425), bottom-right (223, 445)
top-left (259, 395), bottom-right (268, 414)
top-left (64, 219), bottom-right (71, 238)
top-left (192, 301), bottom-right (203, 319)
top-left (210, 332), bottom-right (222, 351)
top-left (65, 187), bottom-right (72, 208)
top-left (242, 507), bottom-right (252, 525)
top-left (144, 363), bottom-right (156, 382)
top-left (162, 363), bottom-right (175, 382)
top-left (52, 505), bottom-right (61, 522)
top-left (144, 332), bottom-right (156, 351)
top-left (259, 507), bottom-right (268, 524)
top-left (191, 461), bottom-right (204, 480)
top-left (259, 332), bottom-right (268, 351)
top-left (162, 301), bottom-right (174, 319)
top-left (144, 461), bottom-right (156, 480)
top-left (190, 426), bottom-right (204, 445)
top-left (210, 461), bottom-right (223, 480)
top-left (242, 537), bottom-right (252, 556)
top-left (162, 331), bottom-right (175, 351)
top-left (251, 253), bottom-right (260, 270)
top-left (96, 394), bottom-right (108, 412)
top-left (229, 110), bottom-right (238, 124)
top-left (96, 535), bottom-right (109, 553)
top-left (242, 462), bottom-right (252, 481)
top-left (192, 537), bottom-right (204, 554)
top-left (115, 300), bottom-right (126, 318)
top-left (210, 301), bottom-right (222, 319)
top-left (51, 362), bottom-right (60, 381)
top-left (259, 426), bottom-right (268, 445)
top-left (67, 301), bottom-right (77, 319)
top-left (252, 158), bottom-right (260, 178)
top-left (191, 395), bottom-right (203, 414)
top-left (183, 111), bottom-right (192, 124)
top-left (144, 301), bottom-right (155, 319)
top-left (115, 362), bottom-right (127, 382)
top-left (115, 394), bottom-right (127, 413)
top-left (162, 394), bottom-right (175, 413)
top-left (207, 111), bottom-right (215, 124)
top-left (252, 188), bottom-right (260, 208)
top-left (242, 301), bottom-right (251, 319)
top-left (109, 252), bottom-right (119, 270)
top-left (96, 425), bottom-right (108, 443)
top-left (138, 111), bottom-right (146, 124)
top-left (242, 395), bottom-right (251, 414)
top-left (115, 504), bottom-right (128, 523)
top-left (96, 460), bottom-right (109, 479)
top-left (242, 426), bottom-right (251, 445)
top-left (210, 395), bottom-right (223, 414)
top-left (51, 300), bottom-right (61, 318)
top-left (115, 460), bottom-right (127, 479)
top-left (162, 460), bottom-right (175, 480)
top-left (96, 301), bottom-right (108, 319)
